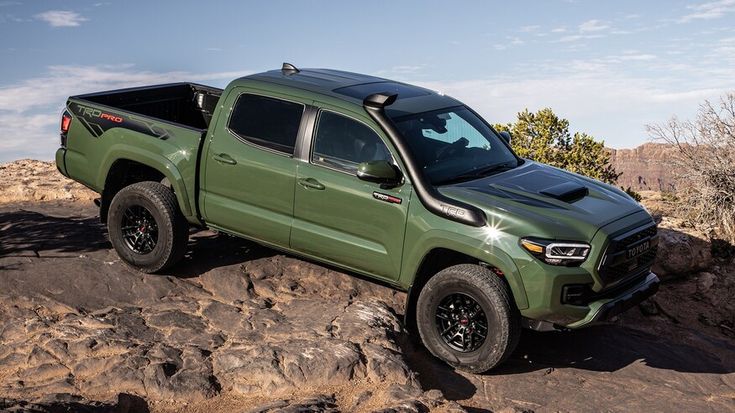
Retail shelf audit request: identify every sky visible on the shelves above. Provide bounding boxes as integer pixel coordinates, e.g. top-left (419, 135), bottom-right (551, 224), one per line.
top-left (1, 0), bottom-right (734, 162)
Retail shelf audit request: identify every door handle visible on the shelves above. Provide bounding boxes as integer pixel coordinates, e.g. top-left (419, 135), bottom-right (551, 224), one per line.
top-left (213, 153), bottom-right (237, 165)
top-left (298, 177), bottom-right (325, 190)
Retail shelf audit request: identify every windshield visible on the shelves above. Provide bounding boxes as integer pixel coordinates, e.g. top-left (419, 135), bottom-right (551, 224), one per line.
top-left (390, 106), bottom-right (520, 185)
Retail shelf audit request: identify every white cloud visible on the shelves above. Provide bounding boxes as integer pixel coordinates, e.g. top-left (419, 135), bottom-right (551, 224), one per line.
top-left (557, 34), bottom-right (604, 43)
top-left (0, 65), bottom-right (250, 113)
top-left (519, 25), bottom-right (540, 32)
top-left (493, 36), bottom-right (525, 51)
top-left (552, 19), bottom-right (614, 43)
top-left (579, 19), bottom-right (610, 33)
top-left (35, 10), bottom-right (88, 27)
top-left (0, 113), bottom-right (58, 157)
top-left (0, 65), bottom-right (252, 162)
top-left (679, 0), bottom-right (735, 22)
top-left (413, 63), bottom-right (734, 148)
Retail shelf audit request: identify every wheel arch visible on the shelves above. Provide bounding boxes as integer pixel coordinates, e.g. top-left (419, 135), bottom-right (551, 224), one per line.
top-left (98, 153), bottom-right (192, 222)
top-left (403, 246), bottom-right (529, 333)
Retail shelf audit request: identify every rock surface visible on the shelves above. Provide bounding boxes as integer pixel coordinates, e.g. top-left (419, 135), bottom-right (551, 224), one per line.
top-left (1, 166), bottom-right (734, 412)
top-left (0, 202), bottom-right (456, 412)
top-left (0, 159), bottom-right (96, 204)
top-left (653, 225), bottom-right (713, 278)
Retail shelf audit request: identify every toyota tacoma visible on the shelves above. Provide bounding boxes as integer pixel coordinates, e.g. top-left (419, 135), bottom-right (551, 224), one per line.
top-left (56, 63), bottom-right (659, 372)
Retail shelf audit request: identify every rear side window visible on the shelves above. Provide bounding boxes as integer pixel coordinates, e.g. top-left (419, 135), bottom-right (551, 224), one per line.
top-left (228, 94), bottom-right (304, 154)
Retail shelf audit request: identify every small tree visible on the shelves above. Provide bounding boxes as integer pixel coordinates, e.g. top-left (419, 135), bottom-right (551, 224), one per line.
top-left (646, 92), bottom-right (735, 242)
top-left (495, 108), bottom-right (621, 184)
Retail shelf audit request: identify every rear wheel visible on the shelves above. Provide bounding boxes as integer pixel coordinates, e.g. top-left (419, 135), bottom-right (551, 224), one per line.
top-left (416, 264), bottom-right (520, 373)
top-left (107, 181), bottom-right (188, 273)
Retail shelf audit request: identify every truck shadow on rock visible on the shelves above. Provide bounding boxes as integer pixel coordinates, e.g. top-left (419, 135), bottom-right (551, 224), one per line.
top-left (402, 323), bottom-right (735, 404)
top-left (164, 230), bottom-right (278, 279)
top-left (0, 393), bottom-right (149, 413)
top-left (0, 209), bottom-right (109, 258)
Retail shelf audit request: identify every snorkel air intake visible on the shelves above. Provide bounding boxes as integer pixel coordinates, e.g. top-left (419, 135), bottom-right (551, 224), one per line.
top-left (363, 92), bottom-right (486, 227)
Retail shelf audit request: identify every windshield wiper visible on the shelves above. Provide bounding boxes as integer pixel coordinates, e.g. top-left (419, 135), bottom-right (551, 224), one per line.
top-left (435, 162), bottom-right (515, 186)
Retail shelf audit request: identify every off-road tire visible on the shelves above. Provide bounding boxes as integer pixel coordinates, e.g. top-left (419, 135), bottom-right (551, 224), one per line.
top-left (416, 264), bottom-right (521, 373)
top-left (107, 181), bottom-right (188, 273)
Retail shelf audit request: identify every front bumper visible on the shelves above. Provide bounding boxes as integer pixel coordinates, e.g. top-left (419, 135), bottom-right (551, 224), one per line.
top-left (523, 271), bottom-right (659, 331)
top-left (567, 271), bottom-right (659, 328)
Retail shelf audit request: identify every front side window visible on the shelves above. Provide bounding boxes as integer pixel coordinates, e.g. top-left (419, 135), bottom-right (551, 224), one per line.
top-left (228, 94), bottom-right (304, 154)
top-left (390, 106), bottom-right (519, 185)
top-left (311, 111), bottom-right (393, 173)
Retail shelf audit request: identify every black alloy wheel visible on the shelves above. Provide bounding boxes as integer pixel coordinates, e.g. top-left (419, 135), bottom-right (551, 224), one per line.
top-left (121, 205), bottom-right (159, 254)
top-left (416, 264), bottom-right (521, 373)
top-left (107, 181), bottom-right (189, 273)
top-left (435, 292), bottom-right (489, 353)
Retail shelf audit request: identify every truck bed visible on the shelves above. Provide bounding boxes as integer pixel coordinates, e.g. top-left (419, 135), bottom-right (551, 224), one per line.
top-left (74, 83), bottom-right (223, 130)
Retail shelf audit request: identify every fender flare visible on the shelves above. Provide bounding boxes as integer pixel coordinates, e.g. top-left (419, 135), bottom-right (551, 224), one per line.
top-left (97, 146), bottom-right (193, 217)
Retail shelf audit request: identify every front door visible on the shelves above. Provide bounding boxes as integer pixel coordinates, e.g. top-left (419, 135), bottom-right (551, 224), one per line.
top-left (203, 90), bottom-right (306, 246)
top-left (291, 108), bottom-right (412, 280)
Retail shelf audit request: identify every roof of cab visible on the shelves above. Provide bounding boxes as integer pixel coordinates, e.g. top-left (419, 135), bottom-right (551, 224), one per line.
top-left (236, 65), bottom-right (461, 115)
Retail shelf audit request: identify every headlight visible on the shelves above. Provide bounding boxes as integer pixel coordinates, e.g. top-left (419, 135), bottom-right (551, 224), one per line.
top-left (520, 238), bottom-right (590, 266)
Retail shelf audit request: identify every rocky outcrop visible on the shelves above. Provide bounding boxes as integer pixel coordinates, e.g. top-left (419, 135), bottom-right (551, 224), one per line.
top-left (0, 159), bottom-right (96, 204)
top-left (653, 223), bottom-right (713, 278)
top-left (608, 143), bottom-right (680, 191)
top-left (0, 206), bottom-right (457, 412)
top-left (2, 166), bottom-right (734, 412)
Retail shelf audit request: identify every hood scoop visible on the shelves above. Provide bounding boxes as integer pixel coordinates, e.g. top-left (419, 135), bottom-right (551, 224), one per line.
top-left (540, 182), bottom-right (589, 202)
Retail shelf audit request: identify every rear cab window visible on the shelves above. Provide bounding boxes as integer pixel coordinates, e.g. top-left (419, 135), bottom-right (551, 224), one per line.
top-left (228, 93), bottom-right (304, 155)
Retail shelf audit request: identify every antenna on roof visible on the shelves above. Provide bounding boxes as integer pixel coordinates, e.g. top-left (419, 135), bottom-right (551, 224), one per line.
top-left (281, 62), bottom-right (300, 75)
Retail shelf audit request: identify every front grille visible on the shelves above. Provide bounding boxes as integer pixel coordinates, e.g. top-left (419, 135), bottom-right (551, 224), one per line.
top-left (617, 225), bottom-right (657, 247)
top-left (598, 224), bottom-right (658, 284)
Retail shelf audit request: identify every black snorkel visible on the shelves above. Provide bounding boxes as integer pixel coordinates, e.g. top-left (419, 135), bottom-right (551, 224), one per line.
top-left (363, 93), bottom-right (487, 227)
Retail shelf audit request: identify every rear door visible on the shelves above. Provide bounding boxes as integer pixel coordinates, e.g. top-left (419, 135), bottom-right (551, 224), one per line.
top-left (290, 106), bottom-right (412, 280)
top-left (202, 90), bottom-right (307, 246)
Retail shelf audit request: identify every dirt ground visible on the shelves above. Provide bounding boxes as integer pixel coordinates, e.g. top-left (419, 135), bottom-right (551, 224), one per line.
top-left (1, 162), bottom-right (734, 412)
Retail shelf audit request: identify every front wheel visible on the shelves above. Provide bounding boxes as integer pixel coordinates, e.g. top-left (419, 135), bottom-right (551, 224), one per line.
top-left (416, 264), bottom-right (520, 373)
top-left (107, 181), bottom-right (189, 273)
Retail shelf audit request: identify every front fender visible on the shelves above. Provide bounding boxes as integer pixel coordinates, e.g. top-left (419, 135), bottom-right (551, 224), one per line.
top-left (400, 226), bottom-right (530, 310)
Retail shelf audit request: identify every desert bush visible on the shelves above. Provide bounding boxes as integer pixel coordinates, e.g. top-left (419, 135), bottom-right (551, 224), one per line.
top-left (647, 92), bottom-right (735, 242)
top-left (623, 187), bottom-right (642, 202)
top-left (661, 191), bottom-right (679, 203)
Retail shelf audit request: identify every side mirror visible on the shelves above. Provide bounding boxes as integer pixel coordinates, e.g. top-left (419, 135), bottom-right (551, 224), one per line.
top-left (499, 131), bottom-right (512, 144)
top-left (356, 160), bottom-right (402, 188)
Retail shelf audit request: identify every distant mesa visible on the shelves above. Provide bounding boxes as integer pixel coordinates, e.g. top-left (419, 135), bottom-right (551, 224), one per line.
top-left (608, 142), bottom-right (680, 192)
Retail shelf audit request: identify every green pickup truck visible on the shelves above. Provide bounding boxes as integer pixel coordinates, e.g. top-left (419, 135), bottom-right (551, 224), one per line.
top-left (56, 63), bottom-right (659, 372)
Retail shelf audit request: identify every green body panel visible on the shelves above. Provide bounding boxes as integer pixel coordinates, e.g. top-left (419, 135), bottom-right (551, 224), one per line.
top-left (291, 161), bottom-right (412, 280)
top-left (199, 85), bottom-right (300, 246)
top-left (289, 97), bottom-right (412, 280)
top-left (61, 98), bottom-right (203, 220)
top-left (398, 202), bottom-right (530, 309)
top-left (57, 69), bottom-right (657, 330)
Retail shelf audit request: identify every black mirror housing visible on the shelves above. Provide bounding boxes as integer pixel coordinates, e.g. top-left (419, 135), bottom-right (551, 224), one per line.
top-left (356, 160), bottom-right (402, 188)
top-left (499, 131), bottom-right (512, 144)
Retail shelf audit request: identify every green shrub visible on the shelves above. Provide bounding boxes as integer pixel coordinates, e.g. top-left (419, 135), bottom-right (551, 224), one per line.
top-left (494, 108), bottom-right (620, 185)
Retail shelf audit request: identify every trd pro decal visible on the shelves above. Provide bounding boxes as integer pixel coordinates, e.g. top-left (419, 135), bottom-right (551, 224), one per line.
top-left (73, 103), bottom-right (171, 140)
top-left (373, 192), bottom-right (402, 204)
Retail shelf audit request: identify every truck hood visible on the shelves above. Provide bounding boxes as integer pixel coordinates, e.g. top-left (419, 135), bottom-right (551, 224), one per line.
top-left (437, 161), bottom-right (645, 241)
